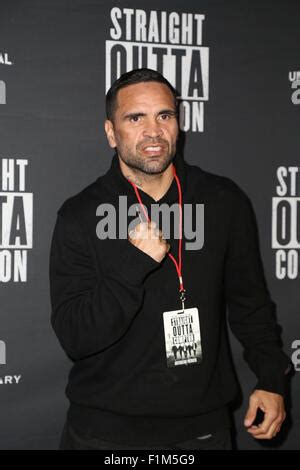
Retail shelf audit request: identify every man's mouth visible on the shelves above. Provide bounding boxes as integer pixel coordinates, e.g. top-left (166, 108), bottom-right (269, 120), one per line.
top-left (142, 145), bottom-right (164, 154)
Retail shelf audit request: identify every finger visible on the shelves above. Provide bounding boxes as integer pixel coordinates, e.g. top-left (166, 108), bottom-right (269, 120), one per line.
top-left (128, 229), bottom-right (136, 239)
top-left (247, 412), bottom-right (278, 436)
top-left (139, 221), bottom-right (149, 231)
top-left (274, 424), bottom-right (282, 436)
top-left (130, 223), bottom-right (148, 239)
top-left (154, 228), bottom-right (161, 239)
top-left (149, 226), bottom-right (164, 240)
top-left (244, 399), bottom-right (259, 428)
top-left (250, 419), bottom-right (280, 440)
top-left (148, 221), bottom-right (157, 229)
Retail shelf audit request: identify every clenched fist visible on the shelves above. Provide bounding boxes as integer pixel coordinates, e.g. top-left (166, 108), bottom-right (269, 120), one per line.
top-left (128, 221), bottom-right (170, 263)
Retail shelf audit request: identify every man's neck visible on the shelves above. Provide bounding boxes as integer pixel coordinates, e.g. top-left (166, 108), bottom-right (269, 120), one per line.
top-left (118, 156), bottom-right (174, 201)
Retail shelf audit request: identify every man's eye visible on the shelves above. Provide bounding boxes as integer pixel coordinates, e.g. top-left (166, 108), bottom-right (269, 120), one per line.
top-left (160, 114), bottom-right (171, 120)
top-left (130, 116), bottom-right (141, 122)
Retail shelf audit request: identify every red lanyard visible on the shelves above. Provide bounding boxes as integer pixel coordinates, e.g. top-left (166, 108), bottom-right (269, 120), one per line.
top-left (128, 164), bottom-right (187, 310)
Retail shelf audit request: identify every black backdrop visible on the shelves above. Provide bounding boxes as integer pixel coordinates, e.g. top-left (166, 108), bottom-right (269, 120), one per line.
top-left (0, 0), bottom-right (299, 450)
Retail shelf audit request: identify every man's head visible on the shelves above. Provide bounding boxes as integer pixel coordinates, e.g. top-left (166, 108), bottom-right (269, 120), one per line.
top-left (105, 68), bottom-right (179, 175)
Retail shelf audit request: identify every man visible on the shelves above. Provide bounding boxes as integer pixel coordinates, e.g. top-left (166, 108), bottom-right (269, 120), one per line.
top-left (50, 68), bottom-right (291, 450)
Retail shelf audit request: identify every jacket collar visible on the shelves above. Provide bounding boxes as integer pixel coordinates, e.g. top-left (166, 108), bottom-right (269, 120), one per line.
top-left (102, 152), bottom-right (187, 205)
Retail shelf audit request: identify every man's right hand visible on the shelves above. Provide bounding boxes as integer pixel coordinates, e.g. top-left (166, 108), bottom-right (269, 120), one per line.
top-left (128, 221), bottom-right (170, 263)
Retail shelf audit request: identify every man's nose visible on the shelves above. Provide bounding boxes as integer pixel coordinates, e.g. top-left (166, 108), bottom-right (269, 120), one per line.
top-left (142, 119), bottom-right (163, 138)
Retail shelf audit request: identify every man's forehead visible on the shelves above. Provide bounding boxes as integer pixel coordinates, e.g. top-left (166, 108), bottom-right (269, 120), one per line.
top-left (116, 82), bottom-right (175, 109)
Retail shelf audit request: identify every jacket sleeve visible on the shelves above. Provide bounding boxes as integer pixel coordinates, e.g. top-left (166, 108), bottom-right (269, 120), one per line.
top-left (49, 206), bottom-right (160, 361)
top-left (224, 184), bottom-right (292, 395)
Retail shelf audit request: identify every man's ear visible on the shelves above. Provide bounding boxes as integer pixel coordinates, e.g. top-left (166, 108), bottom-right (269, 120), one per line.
top-left (104, 119), bottom-right (117, 148)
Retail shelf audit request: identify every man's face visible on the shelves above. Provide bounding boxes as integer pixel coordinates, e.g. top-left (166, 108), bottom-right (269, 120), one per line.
top-left (105, 81), bottom-right (179, 175)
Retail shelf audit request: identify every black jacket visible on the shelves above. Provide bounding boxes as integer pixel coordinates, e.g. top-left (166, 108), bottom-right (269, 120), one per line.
top-left (49, 153), bottom-right (290, 445)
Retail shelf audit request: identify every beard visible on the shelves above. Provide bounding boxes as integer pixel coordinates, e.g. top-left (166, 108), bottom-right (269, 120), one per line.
top-left (116, 138), bottom-right (177, 175)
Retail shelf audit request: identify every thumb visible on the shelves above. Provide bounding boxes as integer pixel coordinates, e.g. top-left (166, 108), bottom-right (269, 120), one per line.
top-left (148, 221), bottom-right (157, 229)
top-left (244, 397), bottom-right (258, 427)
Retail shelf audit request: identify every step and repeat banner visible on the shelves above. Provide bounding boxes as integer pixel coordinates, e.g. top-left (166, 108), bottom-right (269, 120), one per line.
top-left (0, 0), bottom-right (299, 450)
